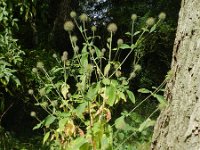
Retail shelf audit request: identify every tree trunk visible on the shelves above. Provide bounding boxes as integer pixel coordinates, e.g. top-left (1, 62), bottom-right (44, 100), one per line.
top-left (152, 0), bottom-right (200, 149)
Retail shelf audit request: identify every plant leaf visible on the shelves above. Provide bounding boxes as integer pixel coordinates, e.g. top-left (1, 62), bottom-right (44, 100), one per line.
top-left (126, 90), bottom-right (135, 104)
top-left (138, 88), bottom-right (150, 94)
top-left (43, 131), bottom-right (50, 144)
top-left (44, 115), bottom-right (56, 127)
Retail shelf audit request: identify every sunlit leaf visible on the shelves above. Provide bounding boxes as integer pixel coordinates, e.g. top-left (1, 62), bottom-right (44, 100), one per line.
top-left (126, 90), bottom-right (135, 104)
top-left (44, 115), bottom-right (56, 127)
top-left (43, 131), bottom-right (50, 144)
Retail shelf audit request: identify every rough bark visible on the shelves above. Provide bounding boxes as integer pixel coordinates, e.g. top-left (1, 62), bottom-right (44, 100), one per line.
top-left (152, 0), bottom-right (200, 149)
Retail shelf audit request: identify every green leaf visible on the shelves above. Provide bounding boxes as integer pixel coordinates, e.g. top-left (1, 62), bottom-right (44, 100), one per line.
top-left (106, 86), bottom-right (116, 106)
top-left (118, 92), bottom-right (126, 102)
top-left (43, 131), bottom-right (50, 144)
top-left (102, 78), bottom-right (110, 85)
top-left (86, 82), bottom-right (100, 100)
top-left (126, 90), bottom-right (135, 104)
top-left (44, 115), bottom-right (56, 127)
top-left (115, 116), bottom-right (132, 131)
top-left (58, 118), bottom-right (68, 131)
top-left (150, 24), bottom-right (157, 33)
top-left (68, 137), bottom-right (88, 150)
top-left (104, 63), bottom-right (111, 76)
top-left (118, 44), bottom-right (131, 49)
top-left (138, 88), bottom-right (150, 94)
top-left (133, 31), bottom-right (141, 36)
top-left (152, 94), bottom-right (168, 109)
top-left (125, 32), bottom-right (132, 36)
top-left (33, 120), bottom-right (44, 130)
top-left (138, 118), bottom-right (155, 132)
top-left (61, 83), bottom-right (70, 99)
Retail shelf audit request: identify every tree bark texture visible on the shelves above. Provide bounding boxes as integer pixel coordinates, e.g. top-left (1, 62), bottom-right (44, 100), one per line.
top-left (152, 0), bottom-right (200, 149)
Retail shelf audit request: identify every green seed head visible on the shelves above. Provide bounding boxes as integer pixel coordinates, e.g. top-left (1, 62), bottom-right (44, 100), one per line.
top-left (39, 88), bottom-right (46, 96)
top-left (64, 21), bottom-right (74, 32)
top-left (70, 11), bottom-right (77, 18)
top-left (36, 61), bottom-right (44, 69)
top-left (91, 26), bottom-right (97, 32)
top-left (131, 14), bottom-right (137, 21)
top-left (28, 89), bottom-right (34, 95)
top-left (52, 53), bottom-right (57, 58)
top-left (71, 35), bottom-right (78, 43)
top-left (62, 51), bottom-right (68, 62)
top-left (146, 17), bottom-right (155, 27)
top-left (159, 12), bottom-right (166, 20)
top-left (117, 38), bottom-right (124, 46)
top-left (32, 68), bottom-right (38, 73)
top-left (107, 23), bottom-right (117, 33)
top-left (30, 111), bottom-right (36, 117)
top-left (134, 64), bottom-right (142, 72)
top-left (74, 46), bottom-right (79, 53)
top-left (79, 13), bottom-right (88, 22)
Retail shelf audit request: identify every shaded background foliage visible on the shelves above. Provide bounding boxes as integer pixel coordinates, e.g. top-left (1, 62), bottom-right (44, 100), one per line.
top-left (0, 0), bottom-right (180, 148)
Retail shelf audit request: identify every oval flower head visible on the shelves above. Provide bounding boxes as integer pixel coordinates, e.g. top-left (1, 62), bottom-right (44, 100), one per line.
top-left (107, 23), bottom-right (118, 33)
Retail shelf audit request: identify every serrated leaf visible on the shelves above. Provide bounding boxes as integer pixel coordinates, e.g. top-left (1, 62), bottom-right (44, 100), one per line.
top-left (138, 88), bottom-right (150, 94)
top-left (126, 90), bottom-right (135, 104)
top-left (43, 131), bottom-right (50, 144)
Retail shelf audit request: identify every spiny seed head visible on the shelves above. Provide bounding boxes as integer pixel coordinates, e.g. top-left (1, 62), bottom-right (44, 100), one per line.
top-left (39, 88), bottom-right (46, 96)
top-left (79, 13), bottom-right (88, 22)
top-left (30, 111), bottom-right (36, 117)
top-left (74, 46), bottom-right (79, 53)
top-left (115, 70), bottom-right (122, 77)
top-left (36, 61), bottom-right (44, 69)
top-left (91, 26), bottom-right (97, 32)
top-left (28, 89), bottom-right (34, 95)
top-left (52, 53), bottom-right (57, 58)
top-left (102, 48), bottom-right (106, 53)
top-left (89, 49), bottom-right (95, 55)
top-left (71, 35), bottom-right (78, 43)
top-left (159, 12), bottom-right (166, 20)
top-left (64, 21), bottom-right (74, 32)
top-left (146, 17), bottom-right (155, 27)
top-left (70, 11), bottom-right (77, 18)
top-left (41, 101), bottom-right (48, 108)
top-left (76, 82), bottom-right (83, 91)
top-left (134, 64), bottom-right (142, 72)
top-left (117, 38), bottom-right (124, 46)
top-left (131, 14), bottom-right (137, 21)
top-left (51, 100), bottom-right (58, 107)
top-left (32, 68), bottom-right (38, 73)
top-left (87, 64), bottom-right (93, 73)
top-left (129, 72), bottom-right (136, 79)
top-left (107, 23), bottom-right (117, 33)
top-left (74, 46), bottom-right (79, 52)
top-left (62, 51), bottom-right (68, 62)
